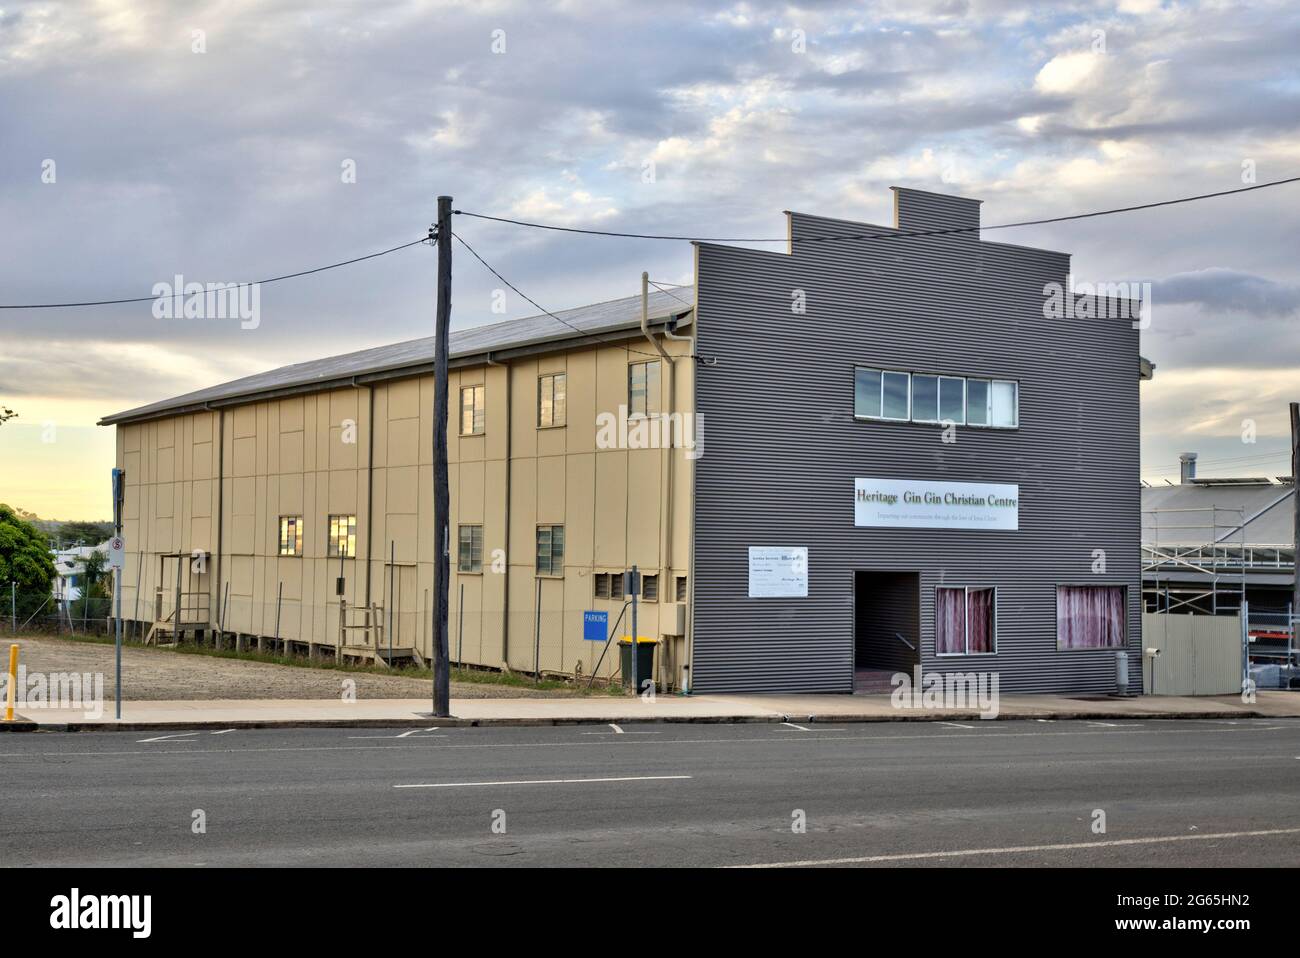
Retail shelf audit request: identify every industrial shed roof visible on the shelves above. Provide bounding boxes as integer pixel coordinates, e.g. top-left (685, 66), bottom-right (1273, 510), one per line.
top-left (1142, 480), bottom-right (1295, 547)
top-left (100, 286), bottom-right (695, 426)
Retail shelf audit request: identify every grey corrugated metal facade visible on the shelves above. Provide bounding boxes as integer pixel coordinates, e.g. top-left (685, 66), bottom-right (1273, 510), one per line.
top-left (691, 187), bottom-right (1142, 694)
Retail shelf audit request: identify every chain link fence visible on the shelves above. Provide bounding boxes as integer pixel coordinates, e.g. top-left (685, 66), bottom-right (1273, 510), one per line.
top-left (3, 593), bottom-right (114, 637)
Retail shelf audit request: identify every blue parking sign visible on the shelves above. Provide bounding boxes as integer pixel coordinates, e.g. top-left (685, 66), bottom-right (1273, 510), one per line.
top-left (583, 610), bottom-right (608, 642)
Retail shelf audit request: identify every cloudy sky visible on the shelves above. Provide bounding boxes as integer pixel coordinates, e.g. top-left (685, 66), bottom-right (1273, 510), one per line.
top-left (1, 0), bottom-right (1298, 519)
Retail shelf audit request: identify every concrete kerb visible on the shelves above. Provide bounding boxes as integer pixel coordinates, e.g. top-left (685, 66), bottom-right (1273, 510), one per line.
top-left (0, 707), bottom-right (1272, 733)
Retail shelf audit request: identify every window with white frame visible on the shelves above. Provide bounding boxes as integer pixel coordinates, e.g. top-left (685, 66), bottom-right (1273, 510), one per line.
top-left (855, 366), bottom-right (1017, 428)
top-left (535, 525), bottom-right (564, 576)
top-left (278, 516), bottom-right (303, 557)
top-left (935, 586), bottom-right (996, 655)
top-left (327, 514), bottom-right (356, 558)
top-left (538, 373), bottom-right (567, 428)
top-left (457, 525), bottom-right (483, 573)
top-left (460, 385), bottom-right (485, 436)
top-left (628, 361), bottom-right (661, 418)
top-left (1057, 585), bottom-right (1125, 650)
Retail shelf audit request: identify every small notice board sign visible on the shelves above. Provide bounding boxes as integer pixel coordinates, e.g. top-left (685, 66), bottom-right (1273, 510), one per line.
top-left (747, 547), bottom-right (808, 598)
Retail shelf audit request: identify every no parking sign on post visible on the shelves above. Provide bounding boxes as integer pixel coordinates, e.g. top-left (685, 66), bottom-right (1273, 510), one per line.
top-left (107, 535), bottom-right (126, 570)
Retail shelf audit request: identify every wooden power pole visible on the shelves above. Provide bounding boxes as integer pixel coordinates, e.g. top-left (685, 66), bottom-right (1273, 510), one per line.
top-left (1291, 402), bottom-right (1299, 641)
top-left (432, 196), bottom-right (453, 717)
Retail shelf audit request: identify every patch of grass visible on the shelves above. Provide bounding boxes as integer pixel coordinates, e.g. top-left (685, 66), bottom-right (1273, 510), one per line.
top-left (12, 628), bottom-right (629, 695)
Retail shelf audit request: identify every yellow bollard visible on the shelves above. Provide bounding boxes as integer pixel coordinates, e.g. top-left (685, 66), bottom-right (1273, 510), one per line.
top-left (5, 644), bottom-right (16, 721)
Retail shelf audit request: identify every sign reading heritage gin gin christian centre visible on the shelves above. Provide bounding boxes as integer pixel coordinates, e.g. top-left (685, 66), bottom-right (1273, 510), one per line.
top-left (854, 477), bottom-right (1019, 531)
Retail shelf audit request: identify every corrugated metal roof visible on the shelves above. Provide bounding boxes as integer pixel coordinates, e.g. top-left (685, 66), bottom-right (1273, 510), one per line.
top-left (100, 286), bottom-right (695, 425)
top-left (1143, 481), bottom-right (1295, 546)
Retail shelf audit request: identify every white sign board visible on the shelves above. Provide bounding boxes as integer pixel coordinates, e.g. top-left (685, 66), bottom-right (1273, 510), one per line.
top-left (106, 535), bottom-right (126, 569)
top-left (748, 547), bottom-right (808, 598)
top-left (854, 477), bottom-right (1019, 531)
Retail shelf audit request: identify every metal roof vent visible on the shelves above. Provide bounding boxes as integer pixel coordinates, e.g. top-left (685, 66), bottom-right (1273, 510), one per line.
top-left (1179, 452), bottom-right (1198, 484)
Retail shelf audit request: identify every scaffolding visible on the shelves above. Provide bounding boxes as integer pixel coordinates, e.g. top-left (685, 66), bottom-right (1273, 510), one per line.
top-left (1144, 501), bottom-right (1297, 680)
top-left (1143, 505), bottom-right (1248, 615)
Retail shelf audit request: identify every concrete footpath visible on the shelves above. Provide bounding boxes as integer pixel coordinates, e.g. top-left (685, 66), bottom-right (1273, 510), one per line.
top-left (3, 690), bottom-right (1298, 732)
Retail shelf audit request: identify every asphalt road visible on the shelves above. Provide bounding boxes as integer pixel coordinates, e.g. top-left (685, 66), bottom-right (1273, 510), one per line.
top-left (2, 719), bottom-right (1299, 867)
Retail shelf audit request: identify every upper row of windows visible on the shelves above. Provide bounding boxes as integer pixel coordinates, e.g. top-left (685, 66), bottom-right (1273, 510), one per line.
top-left (854, 367), bottom-right (1019, 429)
top-left (278, 514), bottom-right (356, 557)
top-left (458, 360), bottom-right (1016, 435)
top-left (458, 361), bottom-right (662, 436)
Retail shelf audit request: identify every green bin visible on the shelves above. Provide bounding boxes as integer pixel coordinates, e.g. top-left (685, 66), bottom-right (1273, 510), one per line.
top-left (618, 638), bottom-right (657, 690)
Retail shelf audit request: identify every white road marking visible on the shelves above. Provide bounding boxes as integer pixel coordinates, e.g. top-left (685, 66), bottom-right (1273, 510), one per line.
top-left (1035, 719), bottom-right (1055, 723)
top-left (12, 721), bottom-right (1296, 760)
top-left (394, 774), bottom-right (692, 789)
top-left (1087, 722), bottom-right (1120, 728)
top-left (609, 723), bottom-right (624, 734)
top-left (732, 826), bottom-right (1300, 868)
top-left (348, 733), bottom-right (447, 740)
top-left (136, 732), bottom-right (200, 743)
top-left (581, 730), bottom-right (663, 735)
top-left (938, 722), bottom-right (976, 729)
top-left (776, 724), bottom-right (847, 732)
top-left (210, 729), bottom-right (236, 735)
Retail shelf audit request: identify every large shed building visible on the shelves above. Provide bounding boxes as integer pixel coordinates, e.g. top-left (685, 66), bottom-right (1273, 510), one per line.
top-left (101, 187), bottom-right (1145, 694)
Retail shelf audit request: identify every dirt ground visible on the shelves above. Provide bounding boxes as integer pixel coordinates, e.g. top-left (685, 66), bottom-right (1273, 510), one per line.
top-left (11, 635), bottom-right (582, 701)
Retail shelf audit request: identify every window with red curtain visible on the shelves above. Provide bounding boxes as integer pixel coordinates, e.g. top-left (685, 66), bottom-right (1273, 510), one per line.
top-left (1057, 585), bottom-right (1125, 650)
top-left (936, 586), bottom-right (996, 655)
top-left (967, 588), bottom-right (994, 653)
top-left (936, 587), bottom-right (965, 654)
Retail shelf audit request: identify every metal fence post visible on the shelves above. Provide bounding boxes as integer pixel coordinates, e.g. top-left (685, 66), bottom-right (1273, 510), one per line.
top-left (273, 582), bottom-right (283, 654)
top-left (534, 578), bottom-right (542, 682)
top-left (1241, 598), bottom-right (1250, 693)
top-left (631, 565), bottom-right (639, 697)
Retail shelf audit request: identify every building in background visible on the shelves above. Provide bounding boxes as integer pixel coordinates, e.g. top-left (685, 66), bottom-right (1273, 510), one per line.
top-left (52, 543), bottom-right (108, 607)
top-left (101, 187), bottom-right (1144, 694)
top-left (1142, 451), bottom-right (1296, 679)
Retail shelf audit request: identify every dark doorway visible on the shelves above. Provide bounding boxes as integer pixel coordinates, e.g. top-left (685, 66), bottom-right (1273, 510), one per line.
top-left (854, 571), bottom-right (920, 692)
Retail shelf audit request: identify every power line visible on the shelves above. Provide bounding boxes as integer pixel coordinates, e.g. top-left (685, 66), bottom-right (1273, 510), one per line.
top-left (0, 236), bottom-right (431, 310)
top-left (454, 175), bottom-right (1300, 244)
top-left (647, 278), bottom-right (693, 310)
top-left (1144, 453), bottom-right (1293, 477)
top-left (1149, 449), bottom-right (1293, 471)
top-left (451, 232), bottom-right (695, 363)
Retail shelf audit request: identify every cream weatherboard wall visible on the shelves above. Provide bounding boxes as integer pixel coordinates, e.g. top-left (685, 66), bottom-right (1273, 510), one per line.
top-left (113, 333), bottom-right (697, 689)
top-left (117, 411), bottom-right (221, 633)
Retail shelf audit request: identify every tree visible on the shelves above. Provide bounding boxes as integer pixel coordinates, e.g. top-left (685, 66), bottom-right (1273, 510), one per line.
top-left (69, 549), bottom-right (110, 625)
top-left (50, 520), bottom-right (113, 548)
top-left (0, 503), bottom-right (56, 621)
top-left (0, 406), bottom-right (16, 426)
